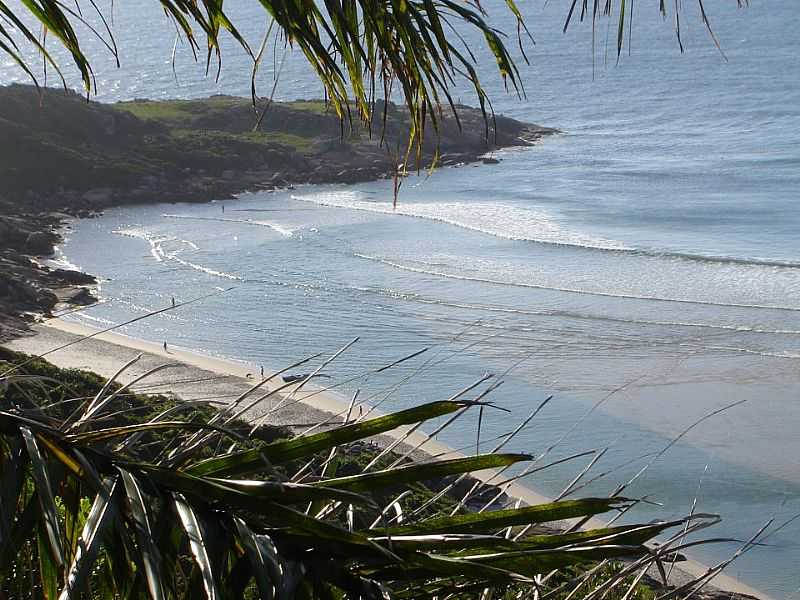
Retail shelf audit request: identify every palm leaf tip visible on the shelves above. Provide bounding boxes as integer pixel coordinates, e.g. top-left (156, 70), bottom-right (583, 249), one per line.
top-left (0, 349), bottom-right (735, 599)
top-left (4, 0), bottom-right (531, 159)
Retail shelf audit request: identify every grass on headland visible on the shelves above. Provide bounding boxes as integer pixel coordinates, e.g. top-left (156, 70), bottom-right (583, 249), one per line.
top-left (169, 128), bottom-right (315, 153)
top-left (113, 99), bottom-right (203, 122)
top-left (114, 97), bottom-right (330, 124)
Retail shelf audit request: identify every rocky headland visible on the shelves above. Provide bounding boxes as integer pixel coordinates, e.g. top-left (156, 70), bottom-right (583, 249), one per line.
top-left (0, 83), bottom-right (555, 340)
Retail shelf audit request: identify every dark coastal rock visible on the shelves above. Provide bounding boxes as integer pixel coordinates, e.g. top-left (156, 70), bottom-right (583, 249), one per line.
top-left (0, 275), bottom-right (56, 310)
top-left (64, 287), bottom-right (97, 306)
top-left (25, 231), bottom-right (54, 255)
top-left (35, 287), bottom-right (59, 310)
top-left (81, 188), bottom-right (114, 205)
top-left (50, 268), bottom-right (96, 285)
top-left (482, 156), bottom-right (500, 164)
top-left (0, 219), bottom-right (17, 245)
top-left (0, 216), bottom-right (30, 248)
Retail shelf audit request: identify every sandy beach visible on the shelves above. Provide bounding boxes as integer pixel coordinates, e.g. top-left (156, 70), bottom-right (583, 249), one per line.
top-left (2, 317), bottom-right (770, 600)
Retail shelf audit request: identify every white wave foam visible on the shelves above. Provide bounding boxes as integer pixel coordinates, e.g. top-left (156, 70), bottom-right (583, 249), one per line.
top-left (349, 284), bottom-right (800, 336)
top-left (355, 253), bottom-right (800, 313)
top-left (115, 298), bottom-right (157, 313)
top-left (113, 228), bottom-right (170, 261)
top-left (48, 246), bottom-right (84, 272)
top-left (292, 191), bottom-right (626, 250)
top-left (170, 255), bottom-right (243, 281)
top-left (113, 228), bottom-right (242, 281)
top-left (76, 313), bottom-right (117, 327)
top-left (161, 214), bottom-right (295, 238)
top-left (180, 238), bottom-right (200, 250)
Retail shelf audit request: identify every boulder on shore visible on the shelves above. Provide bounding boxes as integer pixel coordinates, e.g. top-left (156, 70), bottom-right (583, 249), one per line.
top-left (25, 231), bottom-right (54, 255)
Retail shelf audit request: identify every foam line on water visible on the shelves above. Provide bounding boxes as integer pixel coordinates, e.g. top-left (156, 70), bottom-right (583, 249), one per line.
top-left (346, 284), bottom-right (800, 336)
top-left (75, 313), bottom-right (117, 327)
top-left (294, 191), bottom-right (800, 269)
top-left (292, 191), bottom-right (626, 250)
top-left (161, 214), bottom-right (295, 237)
top-left (355, 253), bottom-right (800, 313)
top-left (169, 255), bottom-right (244, 281)
top-left (113, 228), bottom-right (170, 261)
top-left (180, 238), bottom-right (200, 250)
top-left (113, 228), bottom-right (243, 281)
top-left (240, 271), bottom-right (800, 340)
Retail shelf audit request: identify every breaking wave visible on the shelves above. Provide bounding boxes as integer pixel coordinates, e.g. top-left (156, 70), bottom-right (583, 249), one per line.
top-left (112, 228), bottom-right (243, 281)
top-left (292, 191), bottom-right (626, 250)
top-left (161, 214), bottom-right (295, 238)
top-left (293, 191), bottom-right (800, 269)
top-left (355, 253), bottom-right (800, 313)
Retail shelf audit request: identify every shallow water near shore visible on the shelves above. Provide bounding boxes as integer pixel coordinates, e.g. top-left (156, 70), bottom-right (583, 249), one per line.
top-left (60, 179), bottom-right (800, 596)
top-left (6, 0), bottom-right (800, 596)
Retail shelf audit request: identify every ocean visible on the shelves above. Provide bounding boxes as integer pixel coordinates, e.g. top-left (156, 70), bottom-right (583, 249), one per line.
top-left (4, 0), bottom-right (799, 596)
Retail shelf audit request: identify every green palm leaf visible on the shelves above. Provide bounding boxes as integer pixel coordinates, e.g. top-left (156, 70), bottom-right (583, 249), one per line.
top-left (58, 478), bottom-right (119, 600)
top-left (232, 517), bottom-right (292, 600)
top-left (369, 520), bottom-right (678, 553)
top-left (139, 464), bottom-right (375, 508)
top-left (313, 453), bottom-right (532, 493)
top-left (67, 421), bottom-right (240, 445)
top-left (188, 400), bottom-right (468, 476)
top-left (464, 544), bottom-right (649, 576)
top-left (173, 493), bottom-right (221, 600)
top-left (379, 497), bottom-right (630, 536)
top-left (119, 469), bottom-right (166, 600)
top-left (20, 427), bottom-right (65, 569)
top-left (36, 524), bottom-right (60, 600)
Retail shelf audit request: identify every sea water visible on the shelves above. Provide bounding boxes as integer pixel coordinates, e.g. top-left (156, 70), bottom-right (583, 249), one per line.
top-left (3, 0), bottom-right (799, 596)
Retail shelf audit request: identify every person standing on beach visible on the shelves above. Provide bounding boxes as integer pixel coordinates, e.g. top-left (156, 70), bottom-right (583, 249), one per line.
top-left (163, 341), bottom-right (168, 352)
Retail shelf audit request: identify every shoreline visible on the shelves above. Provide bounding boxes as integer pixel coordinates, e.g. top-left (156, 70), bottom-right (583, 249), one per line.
top-left (2, 317), bottom-right (770, 600)
top-left (0, 84), bottom-right (556, 342)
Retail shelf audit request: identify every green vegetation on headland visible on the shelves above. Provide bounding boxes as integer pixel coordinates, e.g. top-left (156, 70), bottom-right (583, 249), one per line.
top-left (0, 83), bottom-right (553, 340)
top-left (0, 84), bottom-right (553, 213)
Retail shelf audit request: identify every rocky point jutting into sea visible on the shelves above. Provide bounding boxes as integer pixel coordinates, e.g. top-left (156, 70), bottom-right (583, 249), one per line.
top-left (0, 83), bottom-right (554, 340)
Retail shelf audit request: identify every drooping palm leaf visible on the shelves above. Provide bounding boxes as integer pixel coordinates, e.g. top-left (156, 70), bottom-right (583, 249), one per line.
top-left (20, 427), bottom-right (65, 570)
top-left (0, 1), bottom-right (733, 166)
top-left (379, 497), bottom-right (630, 536)
top-left (58, 478), bottom-right (119, 600)
top-left (313, 453), bottom-right (532, 493)
top-left (173, 492), bottom-right (221, 600)
top-left (0, 348), bottom-right (732, 599)
top-left (119, 469), bottom-right (166, 600)
top-left (0, 0), bottom-right (526, 160)
top-left (187, 399), bottom-right (469, 475)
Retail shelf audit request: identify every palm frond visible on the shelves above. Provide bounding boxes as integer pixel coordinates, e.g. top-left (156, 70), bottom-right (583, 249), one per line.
top-left (0, 348), bottom-right (735, 599)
